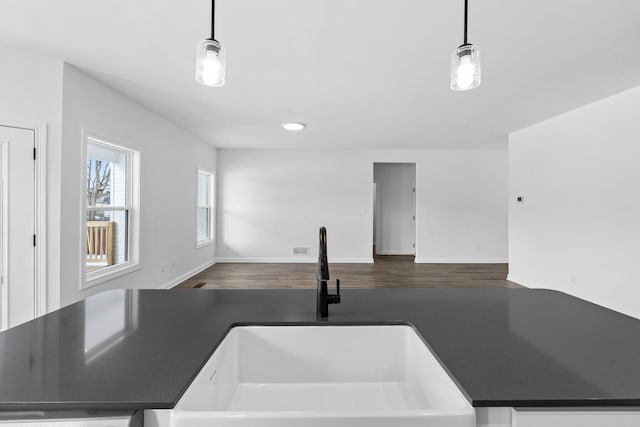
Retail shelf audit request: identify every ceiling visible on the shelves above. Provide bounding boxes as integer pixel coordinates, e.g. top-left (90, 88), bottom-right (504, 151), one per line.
top-left (1, 0), bottom-right (640, 149)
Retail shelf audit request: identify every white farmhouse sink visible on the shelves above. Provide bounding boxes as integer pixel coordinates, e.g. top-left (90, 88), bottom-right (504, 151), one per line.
top-left (145, 325), bottom-right (474, 427)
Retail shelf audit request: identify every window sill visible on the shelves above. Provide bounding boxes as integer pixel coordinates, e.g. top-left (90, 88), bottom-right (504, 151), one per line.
top-left (82, 262), bottom-right (141, 290)
top-left (196, 239), bottom-right (215, 249)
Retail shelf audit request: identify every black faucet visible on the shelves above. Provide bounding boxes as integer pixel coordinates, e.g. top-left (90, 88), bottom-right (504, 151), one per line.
top-left (317, 226), bottom-right (341, 318)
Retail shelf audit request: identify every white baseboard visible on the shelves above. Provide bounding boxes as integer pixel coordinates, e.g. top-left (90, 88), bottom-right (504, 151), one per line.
top-left (215, 257), bottom-right (374, 264)
top-left (332, 258), bottom-right (374, 264)
top-left (414, 258), bottom-right (508, 264)
top-left (376, 250), bottom-right (415, 255)
top-left (159, 258), bottom-right (217, 289)
top-left (216, 257), bottom-right (314, 263)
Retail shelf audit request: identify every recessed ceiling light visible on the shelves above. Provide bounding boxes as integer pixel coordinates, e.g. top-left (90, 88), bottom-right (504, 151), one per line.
top-left (282, 123), bottom-right (306, 131)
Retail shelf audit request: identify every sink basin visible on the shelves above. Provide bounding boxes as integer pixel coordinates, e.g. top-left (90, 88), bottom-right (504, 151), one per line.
top-left (146, 325), bottom-right (474, 427)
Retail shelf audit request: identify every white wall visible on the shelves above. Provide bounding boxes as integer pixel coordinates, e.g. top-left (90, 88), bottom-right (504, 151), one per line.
top-left (0, 43), bottom-right (64, 312)
top-left (217, 149), bottom-right (372, 263)
top-left (509, 85), bottom-right (640, 319)
top-left (217, 148), bottom-right (507, 263)
top-left (60, 65), bottom-right (217, 306)
top-left (374, 163), bottom-right (416, 255)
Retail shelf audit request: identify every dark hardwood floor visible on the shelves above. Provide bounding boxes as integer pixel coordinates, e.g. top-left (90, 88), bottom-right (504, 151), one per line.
top-left (177, 256), bottom-right (518, 289)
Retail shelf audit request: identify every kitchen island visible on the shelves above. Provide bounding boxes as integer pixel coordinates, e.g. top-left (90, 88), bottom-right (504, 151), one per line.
top-left (0, 288), bottom-right (639, 425)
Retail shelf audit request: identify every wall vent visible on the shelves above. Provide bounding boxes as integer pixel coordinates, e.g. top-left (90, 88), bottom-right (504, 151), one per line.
top-left (293, 247), bottom-right (310, 256)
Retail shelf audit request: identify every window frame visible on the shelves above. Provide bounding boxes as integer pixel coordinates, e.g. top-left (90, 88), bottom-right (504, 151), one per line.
top-left (81, 131), bottom-right (140, 289)
top-left (196, 168), bottom-right (215, 248)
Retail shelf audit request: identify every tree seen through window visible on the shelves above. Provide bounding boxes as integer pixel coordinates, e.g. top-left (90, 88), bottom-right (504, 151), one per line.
top-left (87, 158), bottom-right (112, 220)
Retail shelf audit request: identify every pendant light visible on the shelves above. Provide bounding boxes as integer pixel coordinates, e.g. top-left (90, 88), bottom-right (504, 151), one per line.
top-left (450, 0), bottom-right (480, 91)
top-left (196, 0), bottom-right (226, 87)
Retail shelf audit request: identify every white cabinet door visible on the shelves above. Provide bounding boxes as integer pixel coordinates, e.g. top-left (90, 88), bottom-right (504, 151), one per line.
top-left (0, 415), bottom-right (132, 427)
top-left (512, 408), bottom-right (640, 427)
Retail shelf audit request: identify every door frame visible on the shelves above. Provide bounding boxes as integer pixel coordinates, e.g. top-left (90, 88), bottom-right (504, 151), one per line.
top-left (411, 180), bottom-right (416, 255)
top-left (0, 120), bottom-right (47, 329)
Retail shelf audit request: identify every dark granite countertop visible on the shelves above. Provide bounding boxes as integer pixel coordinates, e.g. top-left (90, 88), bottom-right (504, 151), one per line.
top-left (0, 288), bottom-right (639, 410)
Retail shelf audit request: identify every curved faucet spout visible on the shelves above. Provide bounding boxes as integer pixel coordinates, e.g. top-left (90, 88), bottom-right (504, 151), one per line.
top-left (318, 226), bottom-right (329, 281)
top-left (317, 226), bottom-right (341, 318)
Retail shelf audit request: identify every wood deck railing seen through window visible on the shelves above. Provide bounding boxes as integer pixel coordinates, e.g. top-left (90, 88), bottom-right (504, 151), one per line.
top-left (86, 221), bottom-right (115, 267)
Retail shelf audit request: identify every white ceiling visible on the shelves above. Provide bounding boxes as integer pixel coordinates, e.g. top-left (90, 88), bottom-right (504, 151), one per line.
top-left (1, 0), bottom-right (640, 149)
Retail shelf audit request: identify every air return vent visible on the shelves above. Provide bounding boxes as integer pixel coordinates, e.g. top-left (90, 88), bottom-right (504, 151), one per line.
top-left (292, 247), bottom-right (310, 256)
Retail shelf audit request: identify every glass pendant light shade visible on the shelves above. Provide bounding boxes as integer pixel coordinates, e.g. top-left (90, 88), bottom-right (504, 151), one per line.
top-left (195, 39), bottom-right (226, 87)
top-left (451, 44), bottom-right (480, 91)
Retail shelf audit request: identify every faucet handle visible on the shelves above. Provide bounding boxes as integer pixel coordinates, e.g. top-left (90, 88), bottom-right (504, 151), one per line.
top-left (328, 279), bottom-right (341, 305)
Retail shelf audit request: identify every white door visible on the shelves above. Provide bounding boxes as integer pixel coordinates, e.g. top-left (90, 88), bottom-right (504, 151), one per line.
top-left (0, 126), bottom-right (35, 330)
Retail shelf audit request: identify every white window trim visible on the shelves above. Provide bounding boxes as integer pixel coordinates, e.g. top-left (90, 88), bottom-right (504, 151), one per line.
top-left (196, 168), bottom-right (215, 248)
top-left (81, 130), bottom-right (141, 289)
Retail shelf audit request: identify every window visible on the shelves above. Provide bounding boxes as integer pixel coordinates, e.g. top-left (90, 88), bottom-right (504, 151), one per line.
top-left (197, 169), bottom-right (215, 246)
top-left (84, 134), bottom-right (139, 286)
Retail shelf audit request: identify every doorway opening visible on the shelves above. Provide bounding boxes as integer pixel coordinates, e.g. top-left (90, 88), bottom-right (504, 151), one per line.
top-left (373, 163), bottom-right (416, 262)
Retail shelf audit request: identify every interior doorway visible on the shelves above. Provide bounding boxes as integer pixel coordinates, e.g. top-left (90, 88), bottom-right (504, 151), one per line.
top-left (0, 125), bottom-right (36, 330)
top-left (373, 163), bottom-right (416, 259)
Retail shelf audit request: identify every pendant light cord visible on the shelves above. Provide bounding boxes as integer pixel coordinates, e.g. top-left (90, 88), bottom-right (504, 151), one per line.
top-left (463, 0), bottom-right (468, 45)
top-left (210, 0), bottom-right (216, 40)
